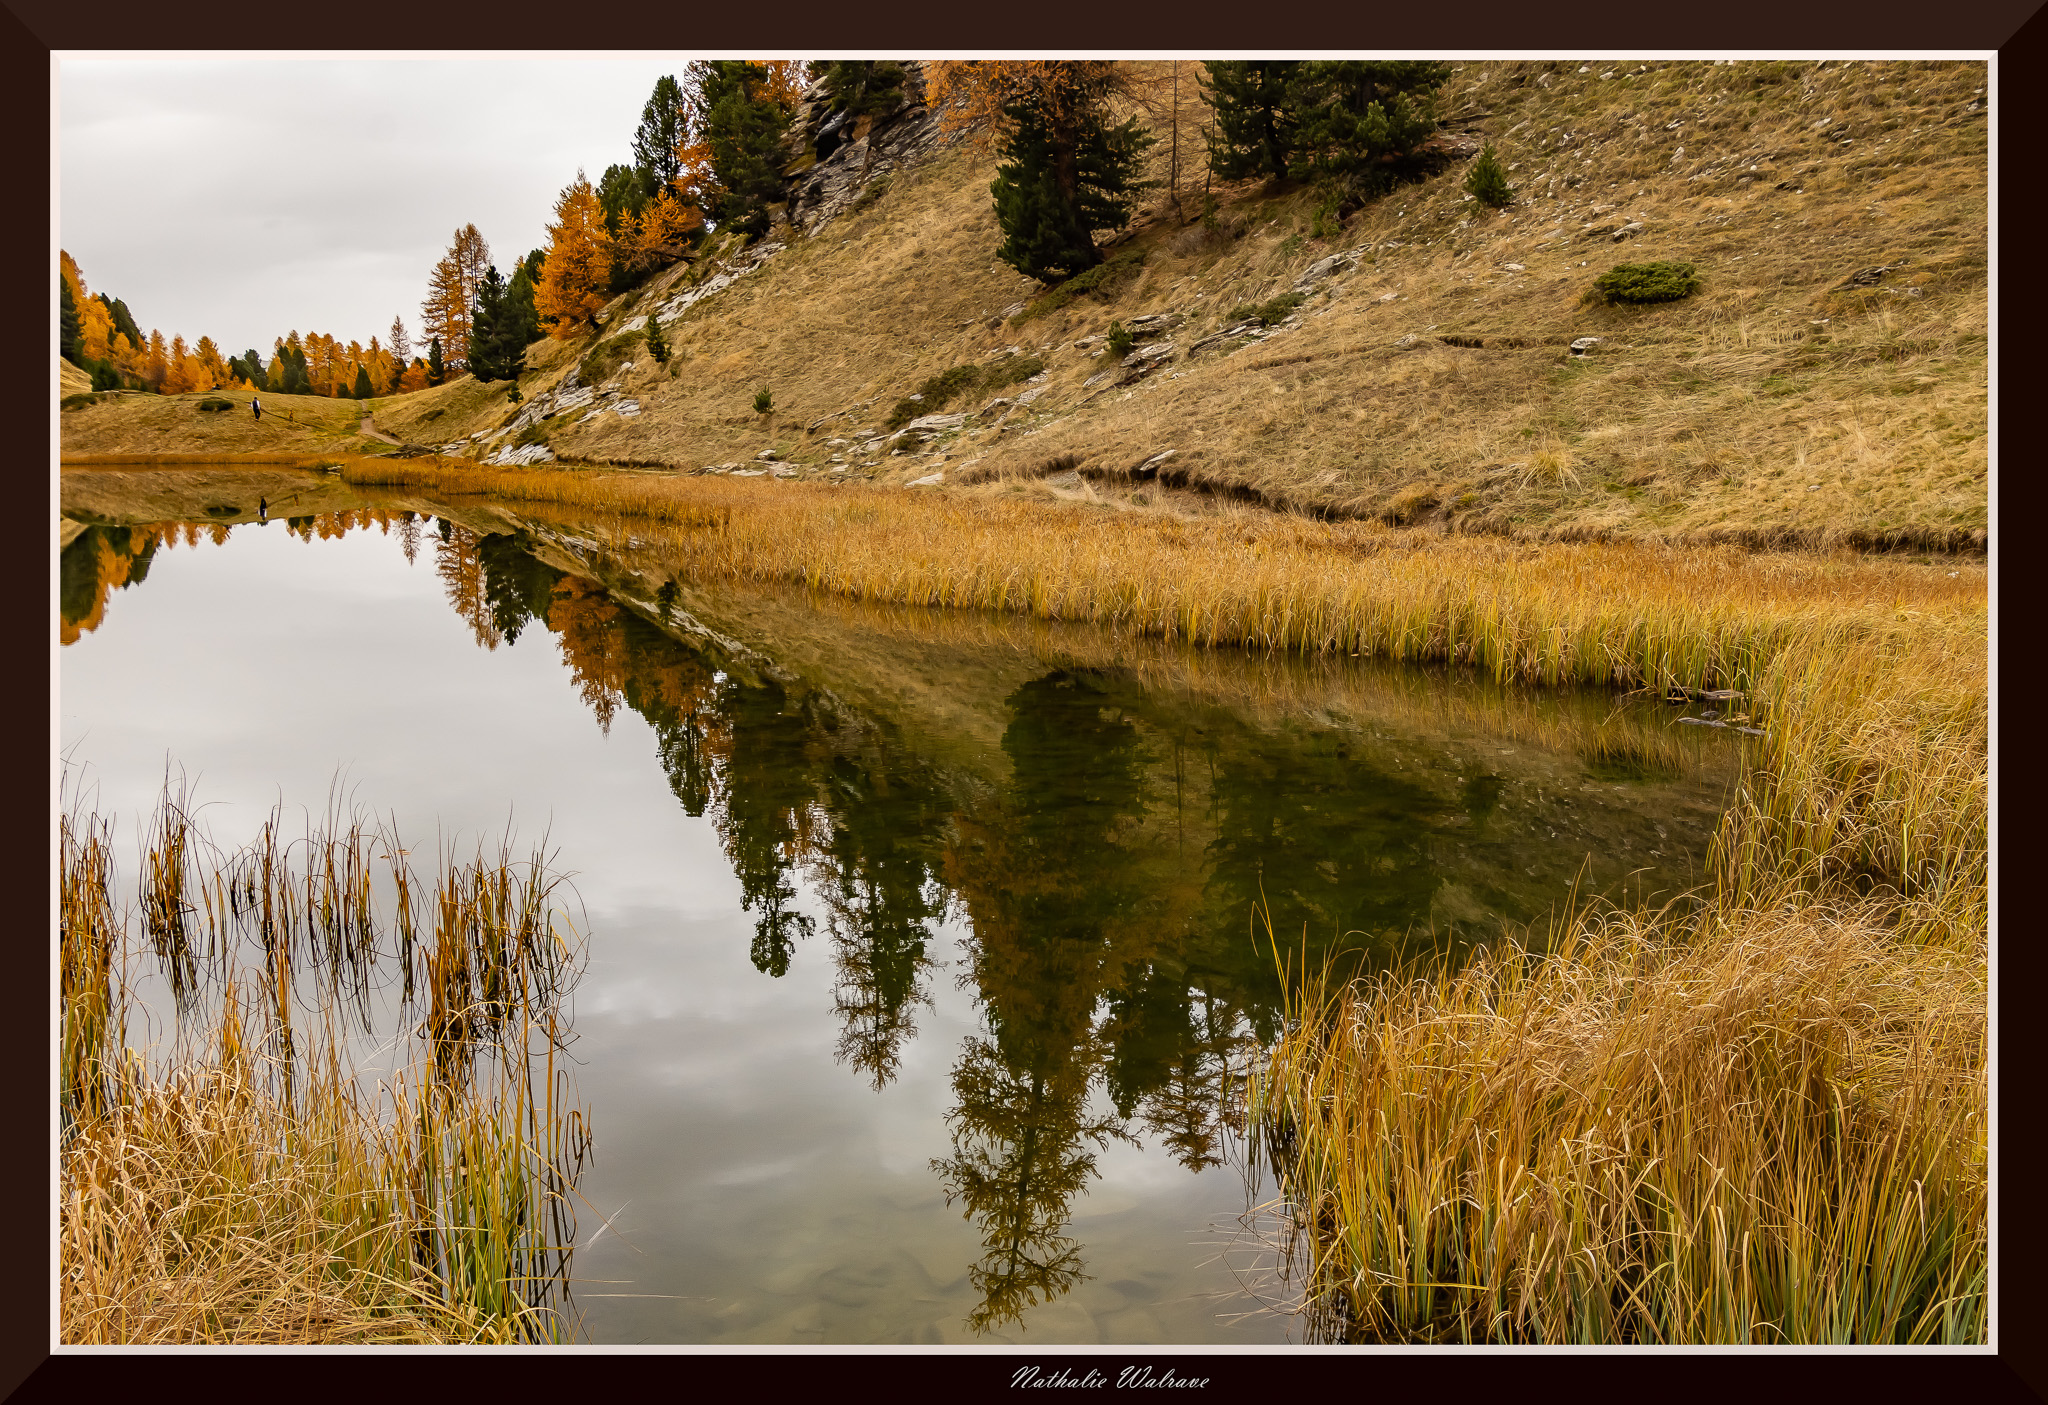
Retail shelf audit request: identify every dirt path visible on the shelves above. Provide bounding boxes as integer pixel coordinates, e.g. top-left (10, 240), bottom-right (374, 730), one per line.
top-left (358, 414), bottom-right (401, 445)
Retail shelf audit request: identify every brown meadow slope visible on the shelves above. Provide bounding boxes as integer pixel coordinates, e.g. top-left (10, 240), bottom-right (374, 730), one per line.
top-left (62, 59), bottom-right (1987, 551)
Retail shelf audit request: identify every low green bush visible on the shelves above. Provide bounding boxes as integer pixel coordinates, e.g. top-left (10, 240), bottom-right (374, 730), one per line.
top-left (1226, 292), bottom-right (1307, 327)
top-left (578, 329), bottom-right (647, 385)
top-left (1595, 261), bottom-right (1700, 304)
top-left (884, 354), bottom-right (1046, 430)
top-left (1106, 322), bottom-right (1135, 358)
top-left (61, 393), bottom-right (102, 411)
top-left (196, 397), bottom-right (237, 413)
top-left (1014, 248), bottom-right (1147, 321)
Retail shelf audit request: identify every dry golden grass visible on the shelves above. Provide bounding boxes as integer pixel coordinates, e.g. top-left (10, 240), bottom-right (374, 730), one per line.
top-left (66, 61), bottom-right (1983, 551)
top-left (1251, 884), bottom-right (1985, 1343)
top-left (343, 457), bottom-right (1984, 1343)
top-left (61, 786), bottom-right (589, 1345)
top-left (59, 356), bottom-right (92, 397)
top-left (60, 390), bottom-right (389, 457)
top-left (343, 462), bottom-right (1982, 693)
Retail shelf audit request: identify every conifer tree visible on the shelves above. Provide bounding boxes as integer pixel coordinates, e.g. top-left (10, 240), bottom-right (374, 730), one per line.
top-left (467, 264), bottom-right (517, 382)
top-left (1289, 61), bottom-right (1450, 185)
top-left (59, 276), bottom-right (81, 366)
top-left (354, 364), bottom-right (373, 399)
top-left (426, 337), bottom-right (445, 387)
top-left (388, 315), bottom-right (411, 369)
top-left (645, 315), bottom-right (669, 364)
top-left (597, 163), bottom-right (648, 239)
top-left (1464, 144), bottom-right (1515, 207)
top-left (989, 90), bottom-right (1152, 281)
top-left (632, 75), bottom-right (690, 199)
top-left (535, 172), bottom-right (614, 338)
top-left (688, 60), bottom-right (794, 240)
top-left (1201, 61), bottom-right (1301, 181)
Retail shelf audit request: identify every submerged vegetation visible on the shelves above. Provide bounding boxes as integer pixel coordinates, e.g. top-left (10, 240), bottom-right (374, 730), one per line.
top-left (60, 776), bottom-right (589, 1344)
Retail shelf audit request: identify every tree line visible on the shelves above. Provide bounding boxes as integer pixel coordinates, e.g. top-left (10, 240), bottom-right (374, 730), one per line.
top-left (62, 62), bottom-right (1466, 401)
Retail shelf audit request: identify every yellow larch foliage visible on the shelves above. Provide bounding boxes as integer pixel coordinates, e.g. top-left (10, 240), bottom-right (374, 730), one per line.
top-left (535, 172), bottom-right (613, 340)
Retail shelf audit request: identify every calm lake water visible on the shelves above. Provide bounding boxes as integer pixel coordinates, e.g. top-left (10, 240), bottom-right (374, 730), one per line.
top-left (60, 472), bottom-right (1740, 1344)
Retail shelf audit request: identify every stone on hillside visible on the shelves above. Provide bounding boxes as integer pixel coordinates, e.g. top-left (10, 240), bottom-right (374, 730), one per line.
top-left (615, 400), bottom-right (641, 417)
top-left (1502, 262), bottom-right (1526, 271)
top-left (905, 412), bottom-right (968, 433)
top-left (906, 471), bottom-right (945, 487)
top-left (758, 448), bottom-right (780, 460)
top-left (1012, 385), bottom-right (1050, 406)
top-left (1394, 333), bottom-right (1421, 348)
top-left (1612, 222), bottom-right (1645, 241)
top-left (771, 465), bottom-right (798, 478)
top-left (1119, 341), bottom-right (1175, 370)
top-left (978, 397), bottom-right (1013, 418)
top-left (730, 468), bottom-right (767, 477)
top-left (1569, 336), bottom-right (1602, 356)
top-left (1130, 449), bottom-right (1175, 477)
top-left (999, 301), bottom-right (1026, 319)
top-left (700, 462), bottom-right (743, 474)
top-left (1122, 312), bottom-right (1186, 337)
top-left (1294, 252), bottom-right (1358, 292)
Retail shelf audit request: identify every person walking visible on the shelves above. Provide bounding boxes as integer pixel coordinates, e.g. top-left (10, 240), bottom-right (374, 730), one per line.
top-left (251, 396), bottom-right (261, 420)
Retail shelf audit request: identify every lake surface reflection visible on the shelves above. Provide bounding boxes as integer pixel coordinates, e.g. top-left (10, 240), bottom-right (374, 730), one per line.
top-left (60, 477), bottom-right (1739, 1344)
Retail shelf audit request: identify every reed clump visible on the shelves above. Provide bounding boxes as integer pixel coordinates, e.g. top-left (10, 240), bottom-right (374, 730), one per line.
top-left (341, 465), bottom-right (1982, 702)
top-left (60, 780), bottom-right (590, 1345)
top-left (1242, 609), bottom-right (1986, 1342)
top-left (1248, 884), bottom-right (1985, 1344)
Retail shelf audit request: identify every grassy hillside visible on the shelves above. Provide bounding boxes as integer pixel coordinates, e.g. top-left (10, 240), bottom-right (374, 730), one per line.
top-left (60, 388), bottom-right (398, 458)
top-left (63, 59), bottom-right (1986, 551)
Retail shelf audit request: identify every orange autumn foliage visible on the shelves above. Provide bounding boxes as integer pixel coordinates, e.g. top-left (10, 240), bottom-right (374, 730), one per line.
top-left (535, 172), bottom-right (613, 340)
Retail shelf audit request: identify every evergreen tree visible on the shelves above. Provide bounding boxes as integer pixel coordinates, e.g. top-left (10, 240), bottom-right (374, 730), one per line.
top-left (815, 59), bottom-right (906, 160)
top-left (236, 348), bottom-right (269, 391)
top-left (59, 276), bottom-right (81, 365)
top-left (645, 315), bottom-right (669, 364)
top-left (500, 263), bottom-right (539, 375)
top-left (632, 75), bottom-right (690, 199)
top-left (1201, 61), bottom-right (1301, 181)
top-left (1289, 61), bottom-right (1450, 185)
top-left (597, 162), bottom-right (648, 239)
top-left (1203, 60), bottom-right (1448, 187)
top-left (990, 92), bottom-right (1153, 282)
top-left (102, 294), bottom-right (144, 350)
top-left (1464, 144), bottom-right (1515, 207)
top-left (353, 363), bottom-right (373, 399)
top-left (688, 60), bottom-right (794, 240)
top-left (468, 265), bottom-right (503, 381)
top-left (426, 337), bottom-right (445, 387)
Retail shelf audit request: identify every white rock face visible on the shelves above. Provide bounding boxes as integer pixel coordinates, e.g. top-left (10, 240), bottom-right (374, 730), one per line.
top-left (906, 471), bottom-right (945, 488)
top-left (485, 443), bottom-right (556, 466)
top-left (904, 413), bottom-right (968, 433)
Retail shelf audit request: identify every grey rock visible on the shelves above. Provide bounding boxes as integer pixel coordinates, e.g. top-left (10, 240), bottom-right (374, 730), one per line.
top-left (757, 448), bottom-right (780, 460)
top-left (1293, 252), bottom-right (1358, 292)
top-left (1012, 385), bottom-right (1050, 406)
top-left (730, 468), bottom-right (768, 478)
top-left (771, 465), bottom-right (798, 478)
top-left (905, 412), bottom-right (968, 433)
top-left (1612, 222), bottom-right (1645, 241)
top-left (906, 471), bottom-right (945, 488)
top-left (614, 400), bottom-right (641, 417)
top-left (1130, 449), bottom-right (1175, 477)
top-left (1121, 312), bottom-right (1186, 336)
top-left (1569, 336), bottom-right (1602, 356)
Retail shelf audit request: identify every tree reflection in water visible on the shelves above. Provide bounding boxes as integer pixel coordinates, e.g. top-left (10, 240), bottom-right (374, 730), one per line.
top-left (67, 514), bottom-right (1713, 1338)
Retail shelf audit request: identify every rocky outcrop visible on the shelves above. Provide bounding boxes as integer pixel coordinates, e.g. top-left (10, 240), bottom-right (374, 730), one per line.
top-left (783, 62), bottom-right (955, 235)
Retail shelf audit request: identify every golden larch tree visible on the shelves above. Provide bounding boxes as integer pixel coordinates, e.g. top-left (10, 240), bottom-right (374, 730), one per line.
top-left (422, 223), bottom-right (491, 368)
top-left (535, 172), bottom-right (613, 340)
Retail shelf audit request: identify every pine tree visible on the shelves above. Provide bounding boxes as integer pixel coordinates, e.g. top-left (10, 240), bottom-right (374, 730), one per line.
top-left (688, 60), bottom-right (793, 240)
top-left (1289, 61), bottom-right (1450, 185)
top-left (990, 90), bottom-right (1152, 282)
top-left (1201, 61), bottom-right (1301, 181)
top-left (426, 337), bottom-right (445, 387)
top-left (1203, 60), bottom-right (1448, 188)
top-left (632, 74), bottom-right (690, 199)
top-left (467, 265), bottom-right (510, 382)
top-left (388, 315), bottom-right (411, 369)
top-left (354, 363), bottom-right (373, 399)
top-left (59, 275), bottom-right (81, 365)
top-left (597, 163), bottom-right (648, 240)
top-left (645, 316), bottom-right (670, 364)
top-left (1464, 144), bottom-right (1515, 208)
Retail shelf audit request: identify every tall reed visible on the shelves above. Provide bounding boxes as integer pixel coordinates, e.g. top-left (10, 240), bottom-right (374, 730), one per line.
top-left (59, 778), bottom-right (590, 1344)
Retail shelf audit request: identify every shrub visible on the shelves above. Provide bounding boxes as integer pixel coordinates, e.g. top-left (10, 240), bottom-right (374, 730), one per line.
top-left (61, 393), bottom-right (102, 411)
top-left (1227, 292), bottom-right (1308, 327)
top-left (1595, 261), bottom-right (1701, 304)
top-left (1106, 322), bottom-right (1135, 358)
top-left (753, 386), bottom-right (774, 415)
top-left (1014, 248), bottom-right (1147, 321)
top-left (645, 316), bottom-right (670, 364)
top-left (884, 356), bottom-right (1046, 430)
top-left (196, 397), bottom-right (236, 413)
top-left (1464, 144), bottom-right (1515, 208)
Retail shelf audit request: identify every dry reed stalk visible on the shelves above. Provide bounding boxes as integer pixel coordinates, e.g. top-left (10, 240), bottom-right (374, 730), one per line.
top-left (59, 778), bottom-right (590, 1345)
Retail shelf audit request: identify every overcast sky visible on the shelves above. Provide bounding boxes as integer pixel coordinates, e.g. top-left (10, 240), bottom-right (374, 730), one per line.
top-left (59, 57), bottom-right (705, 359)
